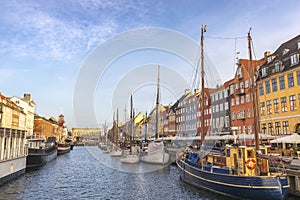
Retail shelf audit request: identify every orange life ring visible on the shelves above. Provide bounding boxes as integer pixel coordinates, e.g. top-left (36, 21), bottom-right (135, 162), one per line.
top-left (246, 158), bottom-right (256, 170)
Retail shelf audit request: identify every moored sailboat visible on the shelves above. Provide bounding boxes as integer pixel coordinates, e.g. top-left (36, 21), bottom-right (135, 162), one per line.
top-left (176, 25), bottom-right (289, 200)
top-left (120, 95), bottom-right (140, 164)
top-left (140, 65), bottom-right (169, 165)
top-left (110, 109), bottom-right (122, 157)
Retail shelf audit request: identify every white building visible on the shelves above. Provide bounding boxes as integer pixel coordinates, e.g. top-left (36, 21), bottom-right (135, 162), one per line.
top-left (0, 93), bottom-right (28, 185)
top-left (10, 94), bottom-right (35, 136)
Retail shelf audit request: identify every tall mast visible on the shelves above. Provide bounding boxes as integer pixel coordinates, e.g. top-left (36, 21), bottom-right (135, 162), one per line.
top-left (130, 94), bottom-right (133, 153)
top-left (112, 111), bottom-right (115, 143)
top-left (155, 65), bottom-right (160, 139)
top-left (116, 108), bottom-right (119, 146)
top-left (201, 25), bottom-right (206, 145)
top-left (247, 29), bottom-right (259, 150)
top-left (124, 105), bottom-right (127, 142)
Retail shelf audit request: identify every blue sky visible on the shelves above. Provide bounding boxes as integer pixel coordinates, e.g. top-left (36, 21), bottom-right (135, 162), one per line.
top-left (1, 0), bottom-right (300, 128)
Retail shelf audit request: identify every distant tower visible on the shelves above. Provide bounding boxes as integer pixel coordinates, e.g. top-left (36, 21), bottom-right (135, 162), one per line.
top-left (58, 114), bottom-right (65, 126)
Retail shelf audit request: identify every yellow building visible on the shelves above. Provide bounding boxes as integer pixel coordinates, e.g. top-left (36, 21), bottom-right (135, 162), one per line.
top-left (257, 35), bottom-right (300, 135)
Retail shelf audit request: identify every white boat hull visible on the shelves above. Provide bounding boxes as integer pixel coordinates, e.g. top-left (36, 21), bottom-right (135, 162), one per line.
top-left (110, 150), bottom-right (122, 157)
top-left (120, 154), bottom-right (140, 164)
top-left (141, 151), bottom-right (169, 165)
top-left (0, 156), bottom-right (26, 185)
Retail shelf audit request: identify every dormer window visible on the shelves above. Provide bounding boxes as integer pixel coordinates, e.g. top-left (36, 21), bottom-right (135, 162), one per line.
top-left (274, 61), bottom-right (280, 72)
top-left (291, 54), bottom-right (299, 65)
top-left (282, 48), bottom-right (289, 55)
top-left (237, 67), bottom-right (243, 79)
top-left (261, 67), bottom-right (267, 77)
top-left (267, 56), bottom-right (272, 63)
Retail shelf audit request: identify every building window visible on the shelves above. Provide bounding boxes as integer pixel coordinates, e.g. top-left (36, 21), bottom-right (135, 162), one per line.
top-left (297, 71), bottom-right (300, 85)
top-left (288, 73), bottom-right (294, 88)
top-left (237, 67), bottom-right (243, 79)
top-left (274, 62), bottom-right (280, 72)
top-left (246, 94), bottom-right (250, 103)
top-left (231, 99), bottom-right (235, 106)
top-left (262, 67), bottom-right (267, 77)
top-left (225, 116), bottom-right (229, 127)
top-left (241, 95), bottom-right (244, 104)
top-left (266, 100), bottom-right (272, 114)
top-left (281, 97), bottom-right (287, 112)
top-left (224, 90), bottom-right (228, 98)
top-left (279, 76), bottom-right (285, 90)
top-left (272, 78), bottom-right (278, 92)
top-left (289, 95), bottom-right (296, 111)
top-left (248, 125), bottom-right (252, 134)
top-left (267, 56), bottom-right (272, 63)
top-left (260, 102), bottom-right (265, 116)
top-left (275, 122), bottom-right (281, 135)
top-left (291, 54), bottom-right (299, 65)
top-left (259, 83), bottom-right (264, 96)
top-left (268, 123), bottom-right (274, 135)
top-left (240, 81), bottom-right (244, 90)
top-left (236, 97), bottom-right (239, 105)
top-left (230, 85), bottom-right (234, 94)
top-left (235, 83), bottom-right (239, 92)
top-left (298, 41), bottom-right (300, 49)
top-left (274, 99), bottom-right (279, 113)
top-left (265, 81), bottom-right (270, 94)
top-left (247, 109), bottom-right (251, 118)
top-left (261, 123), bottom-right (267, 134)
top-left (225, 102), bottom-right (229, 110)
top-left (283, 121), bottom-right (289, 135)
top-left (245, 79), bottom-right (249, 88)
top-left (232, 112), bottom-right (235, 120)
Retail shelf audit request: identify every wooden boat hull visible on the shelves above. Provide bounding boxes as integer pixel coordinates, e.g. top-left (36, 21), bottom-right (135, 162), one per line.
top-left (26, 146), bottom-right (57, 170)
top-left (177, 158), bottom-right (289, 200)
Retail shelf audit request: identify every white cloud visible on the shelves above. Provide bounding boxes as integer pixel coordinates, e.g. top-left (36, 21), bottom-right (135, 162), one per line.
top-left (0, 0), bottom-right (149, 62)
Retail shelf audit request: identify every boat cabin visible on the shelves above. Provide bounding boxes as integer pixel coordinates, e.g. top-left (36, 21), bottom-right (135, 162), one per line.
top-left (224, 146), bottom-right (269, 176)
top-left (26, 139), bottom-right (45, 149)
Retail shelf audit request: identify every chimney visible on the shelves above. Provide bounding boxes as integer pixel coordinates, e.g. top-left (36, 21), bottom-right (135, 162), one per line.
top-left (264, 51), bottom-right (271, 58)
top-left (23, 93), bottom-right (31, 102)
top-left (185, 89), bottom-right (191, 94)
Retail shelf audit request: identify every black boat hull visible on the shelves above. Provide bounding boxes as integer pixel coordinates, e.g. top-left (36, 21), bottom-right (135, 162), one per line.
top-left (26, 145), bottom-right (57, 170)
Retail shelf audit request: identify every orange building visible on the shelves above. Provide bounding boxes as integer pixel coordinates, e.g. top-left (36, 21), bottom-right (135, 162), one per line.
top-left (229, 58), bottom-right (266, 138)
top-left (33, 115), bottom-right (59, 140)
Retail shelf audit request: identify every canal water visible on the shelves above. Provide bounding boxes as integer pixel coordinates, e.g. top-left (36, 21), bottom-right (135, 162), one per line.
top-left (0, 146), bottom-right (298, 200)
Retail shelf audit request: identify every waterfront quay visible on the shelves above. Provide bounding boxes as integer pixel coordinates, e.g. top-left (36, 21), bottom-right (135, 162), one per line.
top-left (0, 146), bottom-right (298, 200)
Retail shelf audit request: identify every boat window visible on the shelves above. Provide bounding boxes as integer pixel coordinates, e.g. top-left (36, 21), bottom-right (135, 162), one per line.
top-left (227, 149), bottom-right (230, 157)
top-left (238, 149), bottom-right (242, 158)
top-left (260, 149), bottom-right (266, 155)
top-left (247, 150), bottom-right (253, 158)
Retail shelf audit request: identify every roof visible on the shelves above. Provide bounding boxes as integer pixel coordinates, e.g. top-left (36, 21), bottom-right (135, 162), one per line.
top-left (258, 34), bottom-right (300, 81)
